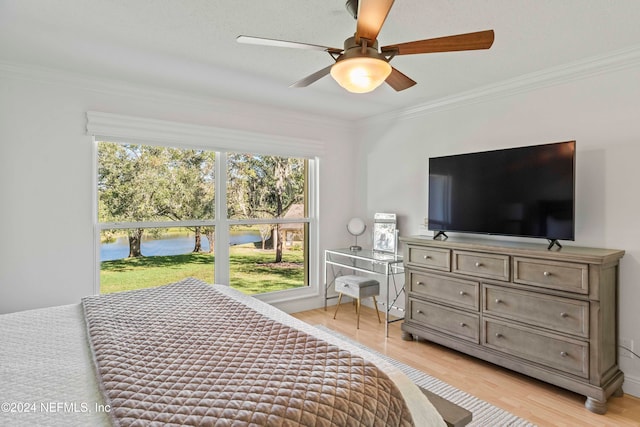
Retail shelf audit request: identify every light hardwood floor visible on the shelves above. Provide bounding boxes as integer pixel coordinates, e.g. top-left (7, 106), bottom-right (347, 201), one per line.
top-left (292, 303), bottom-right (640, 426)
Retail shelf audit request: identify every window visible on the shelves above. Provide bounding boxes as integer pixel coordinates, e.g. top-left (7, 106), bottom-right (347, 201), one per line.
top-left (226, 154), bottom-right (309, 292)
top-left (96, 142), bottom-right (313, 296)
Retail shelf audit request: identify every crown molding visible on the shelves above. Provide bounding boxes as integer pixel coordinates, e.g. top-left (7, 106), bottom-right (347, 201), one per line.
top-left (357, 44), bottom-right (640, 127)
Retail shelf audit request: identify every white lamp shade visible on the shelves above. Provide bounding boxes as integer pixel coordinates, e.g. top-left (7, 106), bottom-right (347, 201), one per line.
top-left (330, 57), bottom-right (392, 93)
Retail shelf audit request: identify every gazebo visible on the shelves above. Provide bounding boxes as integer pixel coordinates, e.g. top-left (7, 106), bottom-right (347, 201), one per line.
top-left (279, 204), bottom-right (304, 247)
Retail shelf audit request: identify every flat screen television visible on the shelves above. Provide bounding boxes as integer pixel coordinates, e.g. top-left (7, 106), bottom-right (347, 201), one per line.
top-left (428, 141), bottom-right (575, 247)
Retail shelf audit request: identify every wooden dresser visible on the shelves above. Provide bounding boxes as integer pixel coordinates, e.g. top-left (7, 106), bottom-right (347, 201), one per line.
top-left (400, 236), bottom-right (625, 414)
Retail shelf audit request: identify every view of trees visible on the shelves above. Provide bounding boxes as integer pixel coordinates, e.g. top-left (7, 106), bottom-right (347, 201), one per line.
top-left (97, 142), bottom-right (305, 263)
top-left (227, 154), bottom-right (306, 262)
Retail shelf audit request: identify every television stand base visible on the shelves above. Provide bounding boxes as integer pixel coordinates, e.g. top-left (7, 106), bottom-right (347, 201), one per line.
top-left (433, 231), bottom-right (448, 240)
top-left (547, 239), bottom-right (563, 250)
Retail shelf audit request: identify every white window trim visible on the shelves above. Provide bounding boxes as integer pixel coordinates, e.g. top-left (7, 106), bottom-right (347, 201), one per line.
top-left (89, 112), bottom-right (323, 305)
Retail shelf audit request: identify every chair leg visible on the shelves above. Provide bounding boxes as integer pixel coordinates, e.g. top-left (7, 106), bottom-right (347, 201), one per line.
top-left (356, 298), bottom-right (361, 329)
top-left (372, 296), bottom-right (382, 323)
top-left (333, 293), bottom-right (343, 319)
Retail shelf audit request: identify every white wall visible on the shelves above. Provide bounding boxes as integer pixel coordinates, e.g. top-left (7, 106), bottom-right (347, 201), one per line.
top-left (354, 64), bottom-right (640, 397)
top-left (0, 65), bottom-right (356, 315)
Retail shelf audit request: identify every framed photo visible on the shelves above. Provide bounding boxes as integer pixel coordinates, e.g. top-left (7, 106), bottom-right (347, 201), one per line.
top-left (373, 213), bottom-right (397, 254)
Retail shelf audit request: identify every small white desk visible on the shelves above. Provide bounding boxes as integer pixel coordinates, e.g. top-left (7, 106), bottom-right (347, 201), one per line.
top-left (324, 248), bottom-right (405, 336)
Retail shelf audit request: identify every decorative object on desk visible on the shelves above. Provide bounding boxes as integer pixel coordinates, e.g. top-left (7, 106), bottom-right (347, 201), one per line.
top-left (373, 213), bottom-right (397, 254)
top-left (346, 217), bottom-right (366, 251)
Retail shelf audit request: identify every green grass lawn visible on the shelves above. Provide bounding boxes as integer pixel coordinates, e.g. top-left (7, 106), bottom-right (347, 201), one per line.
top-left (100, 246), bottom-right (305, 295)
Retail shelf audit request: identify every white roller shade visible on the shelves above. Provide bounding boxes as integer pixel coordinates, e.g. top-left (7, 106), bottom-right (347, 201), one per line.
top-left (86, 111), bottom-right (324, 158)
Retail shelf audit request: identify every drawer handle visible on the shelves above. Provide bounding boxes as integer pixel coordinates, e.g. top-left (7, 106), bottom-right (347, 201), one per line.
top-left (459, 322), bottom-right (466, 327)
top-left (560, 312), bottom-right (569, 318)
top-left (416, 309), bottom-right (424, 314)
top-left (543, 271), bottom-right (551, 277)
top-left (459, 290), bottom-right (467, 296)
top-left (423, 255), bottom-right (431, 259)
top-left (416, 281), bottom-right (424, 286)
top-left (560, 351), bottom-right (569, 358)
top-left (495, 333), bottom-right (503, 338)
top-left (475, 262), bottom-right (482, 268)
top-left (495, 298), bottom-right (503, 304)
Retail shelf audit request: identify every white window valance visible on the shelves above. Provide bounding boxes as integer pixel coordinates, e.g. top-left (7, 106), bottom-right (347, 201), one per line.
top-left (86, 111), bottom-right (324, 158)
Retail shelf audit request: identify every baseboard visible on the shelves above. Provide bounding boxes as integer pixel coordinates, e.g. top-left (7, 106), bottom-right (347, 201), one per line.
top-left (622, 372), bottom-right (640, 398)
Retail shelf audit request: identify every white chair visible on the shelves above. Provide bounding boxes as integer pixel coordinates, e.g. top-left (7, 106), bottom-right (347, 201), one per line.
top-left (333, 275), bottom-right (381, 329)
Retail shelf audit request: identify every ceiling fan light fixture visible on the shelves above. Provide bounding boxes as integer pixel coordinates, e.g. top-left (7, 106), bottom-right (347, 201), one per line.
top-left (238, 1), bottom-right (494, 93)
top-left (330, 56), bottom-right (391, 93)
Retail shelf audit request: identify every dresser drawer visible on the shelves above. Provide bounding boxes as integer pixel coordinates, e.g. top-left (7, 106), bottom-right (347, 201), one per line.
top-left (410, 271), bottom-right (479, 311)
top-left (484, 319), bottom-right (588, 378)
top-left (483, 285), bottom-right (589, 337)
top-left (410, 299), bottom-right (479, 343)
top-left (453, 250), bottom-right (510, 281)
top-left (407, 246), bottom-right (451, 271)
top-left (513, 257), bottom-right (588, 294)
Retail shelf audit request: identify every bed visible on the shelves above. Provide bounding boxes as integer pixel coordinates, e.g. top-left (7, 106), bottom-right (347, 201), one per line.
top-left (1, 278), bottom-right (447, 427)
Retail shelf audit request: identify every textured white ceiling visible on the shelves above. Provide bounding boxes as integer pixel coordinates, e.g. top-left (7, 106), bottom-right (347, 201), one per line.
top-left (1, 0), bottom-right (640, 120)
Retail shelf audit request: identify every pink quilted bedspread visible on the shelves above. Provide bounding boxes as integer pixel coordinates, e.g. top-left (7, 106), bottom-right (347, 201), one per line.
top-left (82, 278), bottom-right (415, 426)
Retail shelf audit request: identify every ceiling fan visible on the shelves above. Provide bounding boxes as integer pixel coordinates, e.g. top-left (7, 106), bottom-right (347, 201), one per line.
top-left (237, 0), bottom-right (495, 94)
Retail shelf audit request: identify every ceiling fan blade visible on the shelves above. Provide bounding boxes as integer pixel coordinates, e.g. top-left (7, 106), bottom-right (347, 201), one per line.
top-left (382, 30), bottom-right (495, 55)
top-left (237, 35), bottom-right (342, 53)
top-left (385, 67), bottom-right (417, 91)
top-left (356, 0), bottom-right (395, 43)
top-left (290, 65), bottom-right (333, 88)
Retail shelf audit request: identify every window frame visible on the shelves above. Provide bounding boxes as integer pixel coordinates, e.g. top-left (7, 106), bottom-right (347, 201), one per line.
top-left (89, 112), bottom-right (321, 304)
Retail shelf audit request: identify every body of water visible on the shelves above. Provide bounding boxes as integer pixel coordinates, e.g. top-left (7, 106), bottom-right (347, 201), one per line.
top-left (100, 231), bottom-right (262, 261)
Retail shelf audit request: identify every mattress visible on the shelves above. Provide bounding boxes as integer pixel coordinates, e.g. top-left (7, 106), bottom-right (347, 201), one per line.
top-left (0, 281), bottom-right (444, 427)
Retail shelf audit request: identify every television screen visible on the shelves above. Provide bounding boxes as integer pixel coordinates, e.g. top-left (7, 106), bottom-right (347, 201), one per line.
top-left (428, 141), bottom-right (575, 241)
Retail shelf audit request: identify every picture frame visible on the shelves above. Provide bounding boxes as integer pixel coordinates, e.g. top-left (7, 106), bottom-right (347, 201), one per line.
top-left (373, 213), bottom-right (397, 254)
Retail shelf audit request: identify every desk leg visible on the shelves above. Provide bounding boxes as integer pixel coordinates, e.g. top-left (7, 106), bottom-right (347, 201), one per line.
top-left (324, 251), bottom-right (328, 311)
top-left (385, 272), bottom-right (390, 337)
